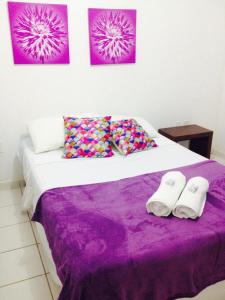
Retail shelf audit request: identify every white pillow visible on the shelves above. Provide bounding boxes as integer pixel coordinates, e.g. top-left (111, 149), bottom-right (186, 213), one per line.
top-left (27, 113), bottom-right (97, 153)
top-left (28, 117), bottom-right (64, 153)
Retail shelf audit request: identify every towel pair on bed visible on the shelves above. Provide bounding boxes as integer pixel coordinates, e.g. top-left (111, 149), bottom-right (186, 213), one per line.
top-left (146, 171), bottom-right (209, 219)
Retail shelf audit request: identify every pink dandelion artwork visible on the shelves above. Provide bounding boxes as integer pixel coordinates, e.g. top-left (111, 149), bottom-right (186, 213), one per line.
top-left (88, 8), bottom-right (136, 65)
top-left (8, 2), bottom-right (70, 64)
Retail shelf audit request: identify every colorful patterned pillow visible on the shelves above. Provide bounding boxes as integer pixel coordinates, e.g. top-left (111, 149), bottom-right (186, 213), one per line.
top-left (64, 116), bottom-right (114, 158)
top-left (110, 119), bottom-right (157, 155)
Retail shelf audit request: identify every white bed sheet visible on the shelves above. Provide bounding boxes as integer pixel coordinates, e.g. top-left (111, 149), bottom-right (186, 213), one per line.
top-left (19, 134), bottom-right (206, 210)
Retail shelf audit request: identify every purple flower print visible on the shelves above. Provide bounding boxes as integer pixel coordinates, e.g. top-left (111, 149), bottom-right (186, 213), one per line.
top-left (89, 8), bottom-right (136, 65)
top-left (8, 2), bottom-right (70, 64)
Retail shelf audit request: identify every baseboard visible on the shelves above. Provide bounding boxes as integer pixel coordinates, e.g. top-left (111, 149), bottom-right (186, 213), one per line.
top-left (0, 179), bottom-right (25, 190)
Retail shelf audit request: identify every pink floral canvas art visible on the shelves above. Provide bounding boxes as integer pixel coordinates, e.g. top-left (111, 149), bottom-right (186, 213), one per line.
top-left (88, 8), bottom-right (136, 65)
top-left (8, 2), bottom-right (70, 64)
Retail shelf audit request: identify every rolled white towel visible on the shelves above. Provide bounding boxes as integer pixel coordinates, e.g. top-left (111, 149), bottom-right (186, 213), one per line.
top-left (172, 176), bottom-right (209, 219)
top-left (146, 171), bottom-right (186, 217)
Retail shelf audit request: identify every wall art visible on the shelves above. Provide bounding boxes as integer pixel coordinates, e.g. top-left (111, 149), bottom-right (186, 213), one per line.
top-left (88, 8), bottom-right (136, 65)
top-left (8, 2), bottom-right (70, 64)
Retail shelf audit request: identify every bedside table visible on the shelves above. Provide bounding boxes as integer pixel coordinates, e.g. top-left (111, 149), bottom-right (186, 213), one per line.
top-left (158, 125), bottom-right (213, 159)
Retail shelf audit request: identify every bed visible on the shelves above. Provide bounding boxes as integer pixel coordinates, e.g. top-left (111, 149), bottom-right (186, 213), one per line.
top-left (18, 116), bottom-right (225, 300)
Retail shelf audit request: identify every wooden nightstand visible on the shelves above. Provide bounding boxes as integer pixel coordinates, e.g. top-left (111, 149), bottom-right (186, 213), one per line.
top-left (158, 125), bottom-right (213, 159)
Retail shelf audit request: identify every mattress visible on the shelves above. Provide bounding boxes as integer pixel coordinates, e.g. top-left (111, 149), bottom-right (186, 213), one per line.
top-left (18, 133), bottom-right (206, 211)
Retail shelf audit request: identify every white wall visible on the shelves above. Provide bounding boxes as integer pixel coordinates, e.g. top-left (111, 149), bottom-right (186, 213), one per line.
top-left (1, 0), bottom-right (225, 182)
top-left (214, 67), bottom-right (225, 153)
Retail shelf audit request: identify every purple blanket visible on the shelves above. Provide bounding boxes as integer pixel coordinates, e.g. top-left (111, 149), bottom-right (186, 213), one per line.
top-left (32, 160), bottom-right (225, 300)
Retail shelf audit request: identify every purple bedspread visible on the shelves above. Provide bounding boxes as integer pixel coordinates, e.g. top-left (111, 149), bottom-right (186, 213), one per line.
top-left (32, 160), bottom-right (225, 300)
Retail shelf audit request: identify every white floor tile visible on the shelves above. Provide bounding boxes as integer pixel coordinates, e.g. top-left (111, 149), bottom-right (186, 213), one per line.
top-left (0, 245), bottom-right (44, 287)
top-left (0, 189), bottom-right (21, 208)
top-left (19, 182), bottom-right (25, 195)
top-left (28, 209), bottom-right (33, 220)
top-left (38, 244), bottom-right (49, 273)
top-left (0, 275), bottom-right (52, 300)
top-left (0, 205), bottom-right (29, 227)
top-left (31, 221), bottom-right (41, 244)
top-left (0, 222), bottom-right (35, 253)
top-left (27, 208), bottom-right (41, 244)
top-left (47, 274), bottom-right (61, 300)
top-left (179, 280), bottom-right (225, 300)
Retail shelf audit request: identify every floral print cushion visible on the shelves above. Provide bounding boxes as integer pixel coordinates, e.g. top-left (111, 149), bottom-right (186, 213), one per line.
top-left (64, 116), bottom-right (114, 158)
top-left (110, 119), bottom-right (157, 155)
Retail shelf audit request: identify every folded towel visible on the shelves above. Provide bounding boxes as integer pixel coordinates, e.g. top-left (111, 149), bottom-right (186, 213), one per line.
top-left (172, 176), bottom-right (209, 219)
top-left (146, 171), bottom-right (186, 217)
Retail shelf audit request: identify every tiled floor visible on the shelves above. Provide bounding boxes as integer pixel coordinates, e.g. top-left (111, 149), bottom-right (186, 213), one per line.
top-left (0, 186), bottom-right (61, 300)
top-left (0, 153), bottom-right (224, 300)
